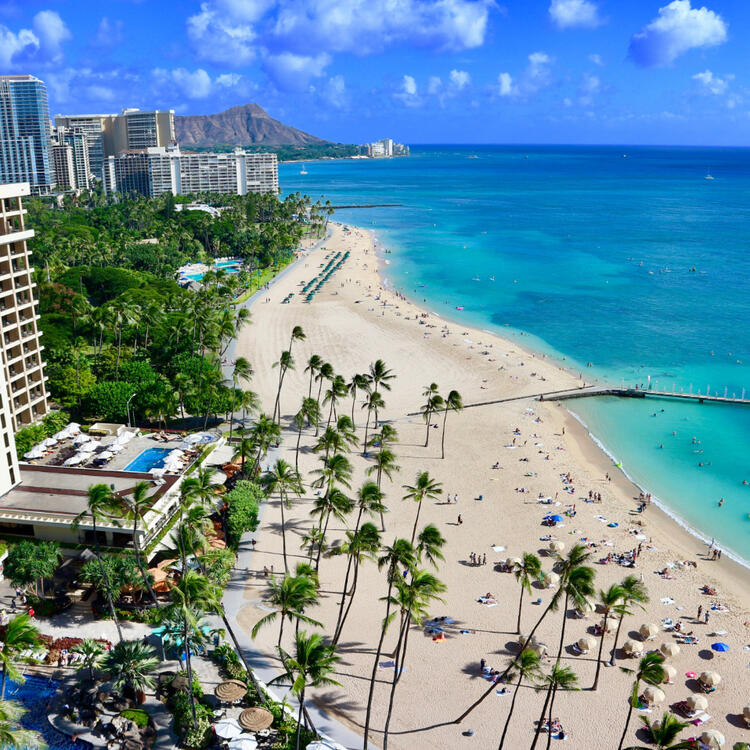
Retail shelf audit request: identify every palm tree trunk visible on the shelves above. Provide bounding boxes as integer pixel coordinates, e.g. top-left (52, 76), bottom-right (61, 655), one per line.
top-left (530, 680), bottom-right (554, 750)
top-left (93, 519), bottom-right (123, 643)
top-left (454, 596), bottom-right (557, 723)
top-left (545, 684), bottom-right (559, 750)
top-left (424, 409), bottom-right (432, 447)
top-left (498, 670), bottom-right (524, 749)
top-left (184, 619), bottom-right (198, 725)
top-left (314, 380), bottom-right (324, 436)
top-left (362, 411), bottom-right (371, 456)
top-left (332, 550), bottom-right (356, 642)
top-left (350, 394), bottom-right (356, 425)
top-left (278, 615), bottom-right (285, 649)
top-left (610, 614), bottom-right (625, 666)
top-left (382, 611), bottom-right (408, 750)
top-left (363, 571), bottom-right (395, 749)
top-left (279, 492), bottom-right (289, 573)
top-left (334, 558), bottom-right (360, 646)
top-left (132, 516), bottom-right (158, 606)
top-left (440, 407), bottom-right (449, 459)
top-left (617, 684), bottom-right (638, 750)
top-left (296, 689), bottom-right (305, 750)
top-left (516, 585), bottom-right (525, 634)
top-left (410, 500), bottom-right (423, 544)
top-left (591, 612), bottom-right (609, 690)
top-left (273, 366), bottom-right (286, 424)
top-left (220, 611), bottom-right (264, 698)
top-left (314, 510), bottom-right (332, 571)
top-left (229, 385), bottom-right (237, 444)
top-left (1, 667), bottom-right (6, 700)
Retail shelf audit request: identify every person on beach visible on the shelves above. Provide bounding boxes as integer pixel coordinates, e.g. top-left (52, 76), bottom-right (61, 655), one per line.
top-left (697, 605), bottom-right (702, 621)
top-left (458, 514), bottom-right (463, 525)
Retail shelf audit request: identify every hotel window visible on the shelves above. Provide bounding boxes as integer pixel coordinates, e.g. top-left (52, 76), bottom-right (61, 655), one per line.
top-left (9, 466), bottom-right (15, 485)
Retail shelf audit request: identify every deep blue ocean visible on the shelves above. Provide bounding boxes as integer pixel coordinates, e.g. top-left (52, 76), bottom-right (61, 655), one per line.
top-left (280, 145), bottom-right (750, 565)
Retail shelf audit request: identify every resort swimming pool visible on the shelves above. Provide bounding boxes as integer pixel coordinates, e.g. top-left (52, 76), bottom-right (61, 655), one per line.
top-left (7, 674), bottom-right (90, 750)
top-left (124, 447), bottom-right (171, 472)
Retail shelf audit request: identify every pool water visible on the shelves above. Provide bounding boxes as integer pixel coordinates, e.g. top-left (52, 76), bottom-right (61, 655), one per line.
top-left (6, 674), bottom-right (90, 750)
top-left (124, 447), bottom-right (172, 472)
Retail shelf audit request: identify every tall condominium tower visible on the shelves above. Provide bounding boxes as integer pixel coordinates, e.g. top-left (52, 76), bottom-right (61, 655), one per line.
top-left (51, 127), bottom-right (91, 190)
top-left (0, 76), bottom-right (54, 194)
top-left (0, 183), bottom-right (48, 431)
top-left (55, 109), bottom-right (175, 183)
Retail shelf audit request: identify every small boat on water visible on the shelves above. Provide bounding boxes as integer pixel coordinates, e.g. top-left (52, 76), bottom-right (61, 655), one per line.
top-left (299, 164), bottom-right (308, 175)
top-left (456, 306), bottom-right (464, 310)
top-left (704, 169), bottom-right (714, 180)
top-left (472, 276), bottom-right (480, 281)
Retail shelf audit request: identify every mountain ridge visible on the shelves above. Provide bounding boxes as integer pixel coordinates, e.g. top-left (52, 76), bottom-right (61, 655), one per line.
top-left (174, 103), bottom-right (327, 147)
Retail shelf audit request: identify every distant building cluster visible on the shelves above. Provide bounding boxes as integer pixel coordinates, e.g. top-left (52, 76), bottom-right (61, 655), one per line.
top-left (0, 74), bottom-right (279, 198)
top-left (363, 138), bottom-right (409, 158)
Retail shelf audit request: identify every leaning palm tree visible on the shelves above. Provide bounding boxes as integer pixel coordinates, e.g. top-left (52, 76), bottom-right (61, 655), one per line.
top-left (402, 471), bottom-right (443, 544)
top-left (272, 349), bottom-right (295, 424)
top-left (538, 665), bottom-right (579, 750)
top-left (323, 374), bottom-right (348, 430)
top-left (314, 362), bottom-right (334, 435)
top-left (270, 631), bottom-right (341, 750)
top-left (305, 354), bottom-right (323, 398)
top-left (0, 615), bottom-right (39, 699)
top-left (261, 459), bottom-right (303, 573)
top-left (626, 711), bottom-right (694, 750)
top-left (592, 582), bottom-right (626, 690)
top-left (440, 389), bottom-right (463, 459)
top-left (72, 484), bottom-right (124, 642)
top-left (617, 652), bottom-right (667, 750)
top-left (498, 649), bottom-right (543, 749)
top-left (348, 372), bottom-right (371, 424)
top-left (362, 539), bottom-right (417, 749)
top-left (287, 325), bottom-right (306, 357)
top-left (0, 701), bottom-right (44, 749)
top-left (71, 638), bottom-right (105, 682)
top-left (361, 390), bottom-right (385, 455)
top-left (101, 640), bottom-right (159, 698)
top-left (309, 487), bottom-right (352, 570)
top-left (513, 552), bottom-right (543, 634)
top-left (610, 575), bottom-right (649, 666)
top-left (251, 573), bottom-right (322, 648)
top-left (420, 383), bottom-right (443, 447)
top-left (293, 397), bottom-right (320, 471)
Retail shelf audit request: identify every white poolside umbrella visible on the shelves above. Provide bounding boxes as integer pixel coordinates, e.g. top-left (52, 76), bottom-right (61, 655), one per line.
top-left (74, 433), bottom-right (91, 446)
top-left (687, 695), bottom-right (708, 711)
top-left (98, 450), bottom-right (114, 460)
top-left (64, 455), bottom-right (82, 466)
top-left (227, 736), bottom-right (258, 750)
top-left (305, 742), bottom-right (338, 750)
top-left (24, 446), bottom-right (45, 459)
top-left (213, 718), bottom-right (242, 739)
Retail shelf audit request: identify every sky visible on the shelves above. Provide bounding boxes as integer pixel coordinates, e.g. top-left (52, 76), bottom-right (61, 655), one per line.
top-left (1, 0), bottom-right (749, 145)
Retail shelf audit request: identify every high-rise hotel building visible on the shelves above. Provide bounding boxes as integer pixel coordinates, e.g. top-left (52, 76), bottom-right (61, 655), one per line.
top-left (0, 183), bottom-right (48, 432)
top-left (0, 75), bottom-right (54, 194)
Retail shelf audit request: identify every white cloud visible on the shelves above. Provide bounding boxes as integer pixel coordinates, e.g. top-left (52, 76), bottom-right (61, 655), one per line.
top-left (578, 72), bottom-right (602, 105)
top-left (449, 69), bottom-right (471, 90)
top-left (263, 52), bottom-right (331, 91)
top-left (692, 69), bottom-right (730, 95)
top-left (497, 72), bottom-right (515, 96)
top-left (152, 68), bottom-right (216, 99)
top-left (323, 75), bottom-right (348, 109)
top-left (216, 73), bottom-right (242, 87)
top-left (86, 85), bottom-right (116, 102)
top-left (549, 0), bottom-right (602, 29)
top-left (94, 17), bottom-right (124, 47)
top-left (588, 53), bottom-right (603, 65)
top-left (0, 10), bottom-right (71, 69)
top-left (187, 3), bottom-right (257, 65)
top-left (394, 74), bottom-right (421, 107)
top-left (629, 1), bottom-right (727, 68)
top-left (427, 76), bottom-right (443, 95)
top-left (402, 75), bottom-right (417, 96)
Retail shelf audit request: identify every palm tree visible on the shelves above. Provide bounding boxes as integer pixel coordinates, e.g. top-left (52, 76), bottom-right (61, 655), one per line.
top-left (261, 459), bottom-right (303, 573)
top-left (270, 631), bottom-right (341, 750)
top-left (382, 570), bottom-right (446, 750)
top-left (311, 453), bottom-right (353, 497)
top-left (513, 553), bottom-right (543, 634)
top-left (610, 575), bottom-right (649, 666)
top-left (310, 487), bottom-right (352, 570)
top-left (120, 480), bottom-right (159, 605)
top-left (293, 397), bottom-right (320, 470)
top-left (538, 666), bottom-right (579, 750)
top-left (251, 574), bottom-right (322, 648)
top-left (72, 484), bottom-right (124, 642)
top-left (272, 349), bottom-right (295, 424)
top-left (592, 582), bottom-right (626, 690)
top-left (323, 374), bottom-right (348, 430)
top-left (0, 701), bottom-right (44, 749)
top-left (363, 538), bottom-right (417, 749)
top-left (71, 638), bottom-right (105, 682)
top-left (617, 652), bottom-right (667, 750)
top-left (229, 356), bottom-right (253, 443)
top-left (369, 359), bottom-right (395, 397)
top-left (402, 471), bottom-right (443, 544)
top-left (440, 389), bottom-right (463, 459)
top-left (287, 325), bottom-right (305, 356)
top-left (248, 413), bottom-right (281, 475)
top-left (420, 383), bottom-right (443, 447)
top-left (305, 354), bottom-right (323, 398)
top-left (101, 640), bottom-right (159, 698)
top-left (361, 390), bottom-right (385, 455)
top-left (332, 522), bottom-right (381, 646)
top-left (314, 362), bottom-right (334, 435)
top-left (0, 615), bottom-right (39, 699)
top-left (416, 524), bottom-right (446, 569)
top-left (625, 712), bottom-right (694, 750)
top-left (348, 373), bottom-right (371, 424)
top-left (498, 649), bottom-right (542, 749)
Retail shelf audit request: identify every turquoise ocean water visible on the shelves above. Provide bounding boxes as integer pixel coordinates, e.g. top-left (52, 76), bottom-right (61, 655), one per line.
top-left (280, 146), bottom-right (750, 565)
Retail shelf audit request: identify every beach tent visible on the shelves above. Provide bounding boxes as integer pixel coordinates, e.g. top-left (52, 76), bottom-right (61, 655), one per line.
top-left (687, 695), bottom-right (708, 711)
top-left (639, 623), bottom-right (659, 640)
top-left (548, 514), bottom-right (564, 523)
top-left (642, 686), bottom-right (665, 705)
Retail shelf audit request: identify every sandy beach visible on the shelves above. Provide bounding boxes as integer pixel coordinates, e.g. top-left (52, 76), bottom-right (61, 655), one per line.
top-left (234, 223), bottom-right (750, 750)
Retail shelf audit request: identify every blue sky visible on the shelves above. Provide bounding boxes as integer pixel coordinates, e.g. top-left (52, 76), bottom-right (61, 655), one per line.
top-left (1, 0), bottom-right (749, 145)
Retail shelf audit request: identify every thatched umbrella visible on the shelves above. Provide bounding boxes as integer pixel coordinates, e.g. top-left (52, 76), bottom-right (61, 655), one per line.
top-left (643, 686), bottom-right (666, 705)
top-left (623, 639), bottom-right (643, 657)
top-left (598, 617), bottom-right (618, 634)
top-left (215, 680), bottom-right (248, 704)
top-left (548, 541), bottom-right (565, 554)
top-left (743, 705), bottom-right (750, 722)
top-left (544, 572), bottom-right (560, 588)
top-left (638, 623), bottom-right (659, 640)
top-left (661, 664), bottom-right (677, 684)
top-left (577, 635), bottom-right (596, 653)
top-left (699, 729), bottom-right (725, 746)
top-left (518, 634), bottom-right (538, 648)
top-left (699, 671), bottom-right (721, 688)
top-left (238, 707), bottom-right (274, 732)
top-left (659, 642), bottom-right (680, 659)
top-left (686, 694), bottom-right (708, 712)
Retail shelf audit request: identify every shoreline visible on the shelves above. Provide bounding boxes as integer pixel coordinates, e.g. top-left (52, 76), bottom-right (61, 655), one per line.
top-left (370, 227), bottom-right (750, 577)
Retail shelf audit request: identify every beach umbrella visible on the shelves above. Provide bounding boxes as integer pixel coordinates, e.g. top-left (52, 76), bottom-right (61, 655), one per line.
top-left (599, 617), bottom-right (617, 634)
top-left (699, 671), bottom-right (721, 687)
top-left (518, 634), bottom-right (538, 648)
top-left (661, 665), bottom-right (677, 684)
top-left (305, 742), bottom-right (338, 750)
top-left (544, 572), bottom-right (560, 588)
top-left (24, 445), bottom-right (45, 459)
top-left (639, 623), bottom-right (659, 640)
top-left (711, 642), bottom-right (730, 653)
top-left (548, 541), bottom-right (565, 554)
top-left (213, 718), bottom-right (243, 739)
top-left (549, 515), bottom-right (564, 523)
top-left (98, 450), bottom-right (114, 460)
top-left (215, 680), bottom-right (247, 703)
top-left (227, 736), bottom-right (258, 750)
top-left (686, 695), bottom-right (708, 711)
top-left (63, 455), bottom-right (83, 466)
top-left (531, 642), bottom-right (548, 658)
top-left (700, 729), bottom-right (725, 746)
top-left (642, 686), bottom-right (666, 705)
top-left (659, 642), bottom-right (680, 659)
top-left (623, 639), bottom-right (643, 656)
top-left (577, 636), bottom-right (596, 653)
top-left (238, 708), bottom-right (273, 732)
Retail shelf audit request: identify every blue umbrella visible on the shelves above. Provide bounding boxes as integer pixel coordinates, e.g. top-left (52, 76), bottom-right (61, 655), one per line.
top-left (549, 515), bottom-right (564, 523)
top-left (711, 642), bottom-right (730, 652)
